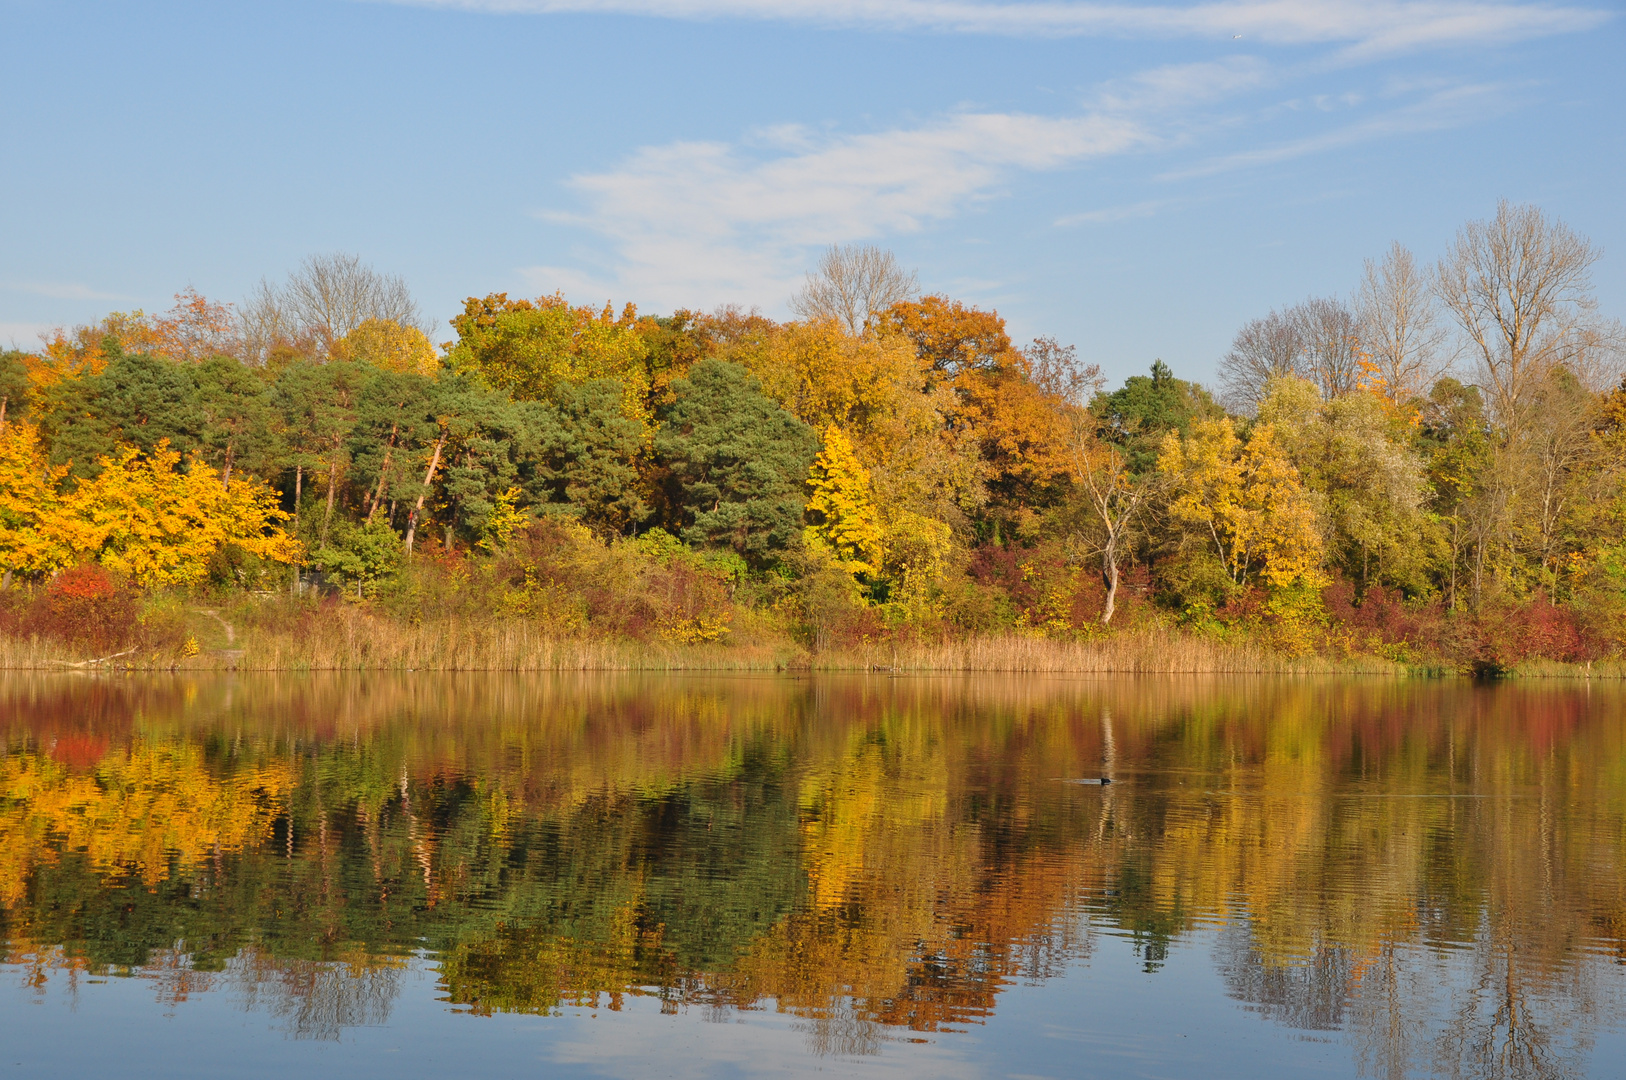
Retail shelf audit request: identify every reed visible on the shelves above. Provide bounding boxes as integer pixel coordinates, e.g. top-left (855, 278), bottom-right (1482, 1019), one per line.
top-left (6, 604), bottom-right (1621, 676)
top-left (0, 611), bottom-right (1398, 674)
top-left (815, 629), bottom-right (1405, 675)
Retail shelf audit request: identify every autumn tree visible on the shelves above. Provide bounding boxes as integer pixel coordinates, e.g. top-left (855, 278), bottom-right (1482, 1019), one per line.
top-left (1259, 377), bottom-right (1434, 596)
top-left (804, 425), bottom-right (883, 576)
top-left (1158, 418), bottom-right (1325, 606)
top-left (150, 288), bottom-right (238, 362)
top-left (874, 295), bottom-right (1011, 386)
top-left (0, 422), bottom-right (67, 586)
top-left (332, 318), bottom-right (440, 376)
top-left (36, 441), bottom-right (301, 585)
top-left (1064, 360), bottom-right (1215, 624)
top-left (447, 293), bottom-right (650, 422)
top-left (34, 310), bottom-right (160, 386)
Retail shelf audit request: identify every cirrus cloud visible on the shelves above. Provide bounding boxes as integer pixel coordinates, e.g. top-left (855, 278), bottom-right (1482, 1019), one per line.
top-left (377, 0), bottom-right (1609, 56)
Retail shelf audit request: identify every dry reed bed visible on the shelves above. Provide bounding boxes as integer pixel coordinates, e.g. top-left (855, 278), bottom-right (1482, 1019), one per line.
top-left (827, 631), bottom-right (1405, 675)
top-left (1, 612), bottom-right (1618, 677)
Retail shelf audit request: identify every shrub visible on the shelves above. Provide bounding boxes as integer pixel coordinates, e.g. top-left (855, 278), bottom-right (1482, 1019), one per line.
top-left (28, 564), bottom-right (140, 652)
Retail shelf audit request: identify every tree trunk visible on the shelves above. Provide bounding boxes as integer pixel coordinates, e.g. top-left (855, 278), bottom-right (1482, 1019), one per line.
top-left (404, 433), bottom-right (447, 556)
top-left (0, 396), bottom-right (8, 432)
top-left (321, 455), bottom-right (340, 545)
top-left (366, 424), bottom-right (399, 522)
top-left (292, 464), bottom-right (305, 597)
top-left (221, 441), bottom-right (234, 490)
top-left (1099, 533), bottom-right (1119, 626)
top-left (1447, 517), bottom-right (1460, 612)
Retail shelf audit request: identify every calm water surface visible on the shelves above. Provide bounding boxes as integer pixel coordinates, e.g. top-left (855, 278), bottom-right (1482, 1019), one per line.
top-left (3, 674), bottom-right (1625, 1079)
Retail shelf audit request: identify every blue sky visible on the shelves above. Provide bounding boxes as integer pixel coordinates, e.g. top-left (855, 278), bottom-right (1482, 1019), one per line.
top-left (1, 0), bottom-right (1621, 385)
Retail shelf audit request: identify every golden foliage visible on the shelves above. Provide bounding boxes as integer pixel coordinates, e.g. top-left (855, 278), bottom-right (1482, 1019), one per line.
top-left (1, 434), bottom-right (301, 584)
top-left (331, 318), bottom-right (439, 376)
top-left (1159, 418), bottom-right (1326, 589)
top-left (447, 293), bottom-right (649, 422)
top-left (804, 425), bottom-right (883, 575)
top-left (0, 423), bottom-right (70, 577)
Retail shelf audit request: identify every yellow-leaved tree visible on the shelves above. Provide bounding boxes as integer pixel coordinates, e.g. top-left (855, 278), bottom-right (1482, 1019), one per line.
top-left (0, 422), bottom-right (70, 584)
top-left (1159, 418), bottom-right (1325, 590)
top-left (35, 442), bottom-right (303, 586)
top-left (446, 293), bottom-right (650, 424)
top-left (331, 318), bottom-right (440, 376)
top-left (804, 425), bottom-right (883, 575)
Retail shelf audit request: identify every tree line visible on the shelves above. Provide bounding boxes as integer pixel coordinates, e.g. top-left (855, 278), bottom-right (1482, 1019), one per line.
top-left (1, 204), bottom-right (1622, 663)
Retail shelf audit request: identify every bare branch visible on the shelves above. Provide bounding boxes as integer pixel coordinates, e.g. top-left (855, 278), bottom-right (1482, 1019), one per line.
top-left (790, 245), bottom-right (918, 337)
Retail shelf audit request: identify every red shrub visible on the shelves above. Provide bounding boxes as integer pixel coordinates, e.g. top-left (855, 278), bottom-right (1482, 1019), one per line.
top-left (26, 565), bottom-right (141, 653)
top-left (1478, 596), bottom-right (1605, 667)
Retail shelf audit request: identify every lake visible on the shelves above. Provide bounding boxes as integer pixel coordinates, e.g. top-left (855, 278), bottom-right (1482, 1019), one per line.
top-left (3, 673), bottom-right (1625, 1078)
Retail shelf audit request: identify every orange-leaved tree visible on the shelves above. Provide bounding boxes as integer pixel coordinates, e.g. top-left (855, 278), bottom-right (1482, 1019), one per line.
top-left (149, 288), bottom-right (238, 363)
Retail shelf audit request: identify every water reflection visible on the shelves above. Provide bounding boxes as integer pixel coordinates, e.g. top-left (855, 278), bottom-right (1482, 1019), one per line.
top-left (1, 674), bottom-right (1624, 1075)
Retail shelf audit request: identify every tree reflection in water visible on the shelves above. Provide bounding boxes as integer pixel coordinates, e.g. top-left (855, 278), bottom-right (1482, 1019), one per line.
top-left (1, 673), bottom-right (1624, 1074)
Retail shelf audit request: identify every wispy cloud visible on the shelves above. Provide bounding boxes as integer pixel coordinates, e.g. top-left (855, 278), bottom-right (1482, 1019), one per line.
top-left (1055, 197), bottom-right (1184, 226)
top-left (381, 0), bottom-right (1609, 54)
top-left (1, 280), bottom-right (128, 302)
top-left (473, 0), bottom-right (1603, 309)
top-left (524, 110), bottom-right (1149, 307)
top-left (1157, 80), bottom-right (1513, 178)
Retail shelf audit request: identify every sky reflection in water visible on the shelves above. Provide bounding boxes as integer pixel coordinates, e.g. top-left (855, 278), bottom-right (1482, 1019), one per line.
top-left (3, 673), bottom-right (1625, 1079)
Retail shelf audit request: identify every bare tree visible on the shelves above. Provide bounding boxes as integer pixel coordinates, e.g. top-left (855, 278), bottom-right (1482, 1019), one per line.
top-left (283, 253), bottom-right (425, 355)
top-left (236, 278), bottom-right (304, 366)
top-left (1068, 427), bottom-right (1162, 626)
top-left (1221, 297), bottom-right (1367, 410)
top-left (790, 244), bottom-right (918, 336)
top-left (1356, 241), bottom-right (1446, 401)
top-left (1022, 336), bottom-right (1103, 406)
top-left (1526, 368), bottom-right (1600, 583)
top-left (1435, 201), bottom-right (1603, 434)
top-left (1218, 309), bottom-right (1302, 413)
top-left (1294, 296), bottom-right (1364, 400)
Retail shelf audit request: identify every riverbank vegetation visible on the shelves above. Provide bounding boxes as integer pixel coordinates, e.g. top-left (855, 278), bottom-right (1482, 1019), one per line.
top-left (1, 202), bottom-right (1622, 674)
